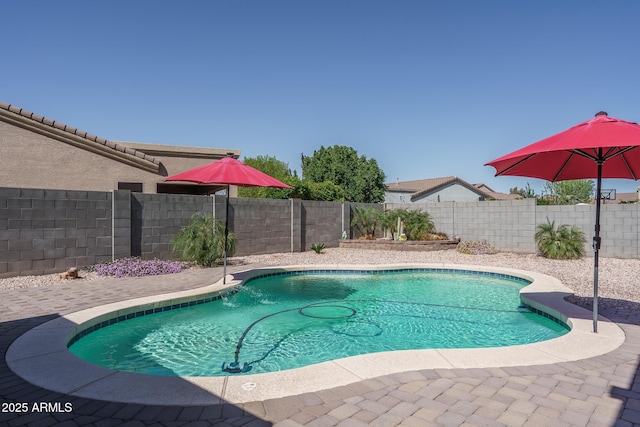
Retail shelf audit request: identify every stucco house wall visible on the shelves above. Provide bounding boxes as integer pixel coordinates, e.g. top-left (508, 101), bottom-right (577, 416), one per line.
top-left (385, 183), bottom-right (485, 203)
top-left (0, 121), bottom-right (163, 193)
top-left (412, 183), bottom-right (485, 203)
top-left (0, 102), bottom-right (240, 194)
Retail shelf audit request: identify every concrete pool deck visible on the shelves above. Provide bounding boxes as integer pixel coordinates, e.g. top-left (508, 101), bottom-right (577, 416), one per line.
top-left (2, 263), bottom-right (640, 426)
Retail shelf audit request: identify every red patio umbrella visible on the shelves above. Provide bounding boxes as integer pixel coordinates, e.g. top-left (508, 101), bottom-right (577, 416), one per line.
top-left (165, 156), bottom-right (293, 283)
top-left (486, 111), bottom-right (640, 332)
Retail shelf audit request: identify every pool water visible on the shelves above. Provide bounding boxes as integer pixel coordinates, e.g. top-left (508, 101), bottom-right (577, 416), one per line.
top-left (69, 270), bottom-right (568, 376)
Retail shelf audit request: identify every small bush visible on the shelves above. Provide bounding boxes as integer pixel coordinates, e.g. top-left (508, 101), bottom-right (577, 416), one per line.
top-left (91, 257), bottom-right (190, 278)
top-left (420, 232), bottom-right (449, 241)
top-left (456, 240), bottom-right (497, 255)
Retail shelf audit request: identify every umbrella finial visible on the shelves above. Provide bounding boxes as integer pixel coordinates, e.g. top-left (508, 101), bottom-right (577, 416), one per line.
top-left (595, 111), bottom-right (608, 117)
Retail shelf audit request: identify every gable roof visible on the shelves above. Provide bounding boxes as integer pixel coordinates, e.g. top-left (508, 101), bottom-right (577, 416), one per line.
top-left (0, 101), bottom-right (161, 173)
top-left (473, 183), bottom-right (522, 201)
top-left (610, 191), bottom-right (638, 204)
top-left (386, 176), bottom-right (492, 201)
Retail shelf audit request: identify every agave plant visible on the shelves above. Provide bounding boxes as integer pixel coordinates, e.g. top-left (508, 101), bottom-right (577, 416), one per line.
top-left (534, 218), bottom-right (586, 260)
top-left (311, 243), bottom-right (326, 254)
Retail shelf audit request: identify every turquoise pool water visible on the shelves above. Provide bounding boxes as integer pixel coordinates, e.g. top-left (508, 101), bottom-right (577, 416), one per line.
top-left (69, 270), bottom-right (568, 376)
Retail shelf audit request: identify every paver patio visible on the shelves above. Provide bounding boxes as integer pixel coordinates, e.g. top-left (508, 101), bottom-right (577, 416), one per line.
top-left (1, 264), bottom-right (639, 426)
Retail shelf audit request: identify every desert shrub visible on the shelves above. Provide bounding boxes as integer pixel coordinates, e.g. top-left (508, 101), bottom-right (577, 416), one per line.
top-left (421, 232), bottom-right (449, 241)
top-left (171, 214), bottom-right (237, 267)
top-left (456, 240), bottom-right (497, 255)
top-left (535, 218), bottom-right (586, 260)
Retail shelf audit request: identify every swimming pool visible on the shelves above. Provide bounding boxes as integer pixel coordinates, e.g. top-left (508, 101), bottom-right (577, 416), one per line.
top-left (68, 268), bottom-right (568, 376)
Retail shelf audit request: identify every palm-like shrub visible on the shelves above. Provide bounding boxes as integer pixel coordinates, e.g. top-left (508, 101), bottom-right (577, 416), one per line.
top-left (351, 206), bottom-right (380, 239)
top-left (171, 214), bottom-right (237, 267)
top-left (534, 218), bottom-right (586, 260)
top-left (402, 209), bottom-right (435, 240)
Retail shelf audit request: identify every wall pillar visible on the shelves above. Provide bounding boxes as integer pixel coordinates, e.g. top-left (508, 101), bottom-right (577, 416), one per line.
top-left (290, 198), bottom-right (303, 252)
top-left (112, 190), bottom-right (131, 260)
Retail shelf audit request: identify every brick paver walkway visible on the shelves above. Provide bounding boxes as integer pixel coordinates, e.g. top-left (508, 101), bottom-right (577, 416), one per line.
top-left (1, 265), bottom-right (639, 426)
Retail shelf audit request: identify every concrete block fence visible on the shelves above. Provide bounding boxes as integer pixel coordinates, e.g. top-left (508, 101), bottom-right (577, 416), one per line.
top-left (0, 187), bottom-right (359, 277)
top-left (2, 186), bottom-right (639, 278)
top-left (386, 198), bottom-right (640, 258)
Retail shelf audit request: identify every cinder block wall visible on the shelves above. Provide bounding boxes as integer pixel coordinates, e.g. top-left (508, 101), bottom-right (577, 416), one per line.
top-left (131, 192), bottom-right (213, 260)
top-left (230, 197), bottom-right (292, 256)
top-left (0, 187), bottom-right (112, 276)
top-left (302, 200), bottom-right (345, 251)
top-left (387, 199), bottom-right (640, 258)
top-left (536, 202), bottom-right (639, 259)
top-left (2, 186), bottom-right (640, 278)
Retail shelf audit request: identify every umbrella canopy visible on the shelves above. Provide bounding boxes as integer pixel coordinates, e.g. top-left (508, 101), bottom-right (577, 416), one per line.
top-left (486, 112), bottom-right (640, 181)
top-left (165, 156), bottom-right (293, 283)
top-left (165, 156), bottom-right (294, 188)
top-left (486, 112), bottom-right (640, 333)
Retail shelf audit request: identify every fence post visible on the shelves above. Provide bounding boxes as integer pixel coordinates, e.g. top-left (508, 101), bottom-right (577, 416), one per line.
top-left (112, 190), bottom-right (132, 261)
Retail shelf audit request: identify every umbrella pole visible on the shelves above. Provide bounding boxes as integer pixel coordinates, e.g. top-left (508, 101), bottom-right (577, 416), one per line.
top-left (223, 184), bottom-right (230, 284)
top-left (592, 161), bottom-right (603, 333)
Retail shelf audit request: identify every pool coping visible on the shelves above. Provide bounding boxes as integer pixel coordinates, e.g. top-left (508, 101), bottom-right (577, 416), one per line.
top-left (6, 263), bottom-right (625, 406)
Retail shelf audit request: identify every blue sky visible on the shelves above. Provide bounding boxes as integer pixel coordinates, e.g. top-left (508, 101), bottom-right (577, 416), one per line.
top-left (4, 0), bottom-right (640, 195)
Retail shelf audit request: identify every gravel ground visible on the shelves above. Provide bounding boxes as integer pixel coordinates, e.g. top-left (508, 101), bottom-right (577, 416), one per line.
top-left (2, 248), bottom-right (639, 311)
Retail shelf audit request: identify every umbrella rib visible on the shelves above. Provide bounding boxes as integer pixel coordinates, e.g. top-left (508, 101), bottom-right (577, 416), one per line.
top-left (617, 148), bottom-right (640, 180)
top-left (551, 151), bottom-right (576, 181)
top-left (571, 149), bottom-right (598, 162)
top-left (494, 153), bottom-right (538, 176)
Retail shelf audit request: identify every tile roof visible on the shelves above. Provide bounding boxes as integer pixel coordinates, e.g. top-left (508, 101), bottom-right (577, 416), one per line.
top-left (473, 183), bottom-right (522, 201)
top-left (610, 191), bottom-right (638, 204)
top-left (386, 176), bottom-right (519, 201)
top-left (0, 101), bottom-right (160, 171)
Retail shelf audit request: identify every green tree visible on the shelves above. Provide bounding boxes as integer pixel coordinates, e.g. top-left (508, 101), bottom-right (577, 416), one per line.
top-left (534, 218), bottom-right (586, 260)
top-left (301, 145), bottom-right (387, 203)
top-left (510, 183), bottom-right (536, 198)
top-left (293, 179), bottom-right (345, 201)
top-left (541, 180), bottom-right (595, 205)
top-left (237, 155), bottom-right (295, 199)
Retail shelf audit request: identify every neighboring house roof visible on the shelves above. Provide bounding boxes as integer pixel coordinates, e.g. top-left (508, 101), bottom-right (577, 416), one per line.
top-left (473, 183), bottom-right (522, 201)
top-left (610, 191), bottom-right (639, 204)
top-left (0, 101), bottom-right (160, 173)
top-left (386, 176), bottom-right (492, 201)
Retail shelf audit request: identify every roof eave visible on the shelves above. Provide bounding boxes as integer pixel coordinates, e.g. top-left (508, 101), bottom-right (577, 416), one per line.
top-left (0, 106), bottom-right (160, 174)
